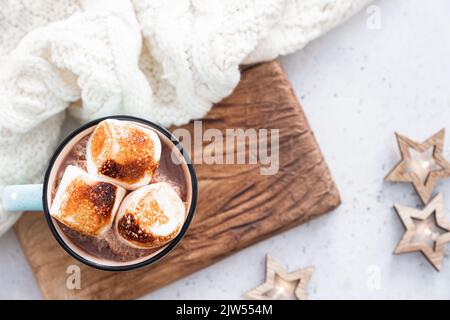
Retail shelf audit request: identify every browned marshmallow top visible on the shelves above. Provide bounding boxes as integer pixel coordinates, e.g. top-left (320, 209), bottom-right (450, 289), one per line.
top-left (89, 120), bottom-right (159, 186)
top-left (56, 179), bottom-right (118, 237)
top-left (115, 183), bottom-right (185, 249)
top-left (117, 193), bottom-right (178, 247)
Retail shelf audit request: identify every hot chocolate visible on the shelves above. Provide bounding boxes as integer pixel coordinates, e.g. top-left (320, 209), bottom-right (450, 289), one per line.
top-left (48, 120), bottom-right (190, 265)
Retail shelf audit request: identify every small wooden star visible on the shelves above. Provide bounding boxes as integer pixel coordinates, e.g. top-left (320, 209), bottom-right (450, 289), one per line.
top-left (243, 255), bottom-right (314, 300)
top-left (394, 193), bottom-right (450, 271)
top-left (385, 129), bottom-right (450, 204)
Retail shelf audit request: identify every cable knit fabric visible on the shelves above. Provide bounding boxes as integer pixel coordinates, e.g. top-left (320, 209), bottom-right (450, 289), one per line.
top-left (0, 0), bottom-right (371, 236)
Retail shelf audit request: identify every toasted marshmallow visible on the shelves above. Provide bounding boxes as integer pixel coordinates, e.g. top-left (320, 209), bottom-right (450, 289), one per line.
top-left (50, 165), bottom-right (126, 238)
top-left (86, 119), bottom-right (162, 190)
top-left (115, 182), bottom-right (185, 249)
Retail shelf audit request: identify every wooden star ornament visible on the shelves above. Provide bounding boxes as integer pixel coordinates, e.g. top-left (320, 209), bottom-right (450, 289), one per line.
top-left (243, 255), bottom-right (314, 300)
top-left (394, 193), bottom-right (450, 271)
top-left (385, 129), bottom-right (450, 204)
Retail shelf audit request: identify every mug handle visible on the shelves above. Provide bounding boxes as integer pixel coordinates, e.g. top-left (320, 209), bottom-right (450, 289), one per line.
top-left (2, 184), bottom-right (44, 212)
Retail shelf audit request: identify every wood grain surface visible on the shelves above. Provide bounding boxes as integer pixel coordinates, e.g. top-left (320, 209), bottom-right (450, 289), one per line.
top-left (14, 60), bottom-right (340, 299)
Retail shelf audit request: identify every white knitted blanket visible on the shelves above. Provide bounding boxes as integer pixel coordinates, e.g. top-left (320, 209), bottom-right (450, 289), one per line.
top-left (0, 0), bottom-right (370, 237)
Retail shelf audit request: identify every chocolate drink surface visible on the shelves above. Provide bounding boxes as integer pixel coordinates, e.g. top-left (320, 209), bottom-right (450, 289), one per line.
top-left (51, 129), bottom-right (188, 263)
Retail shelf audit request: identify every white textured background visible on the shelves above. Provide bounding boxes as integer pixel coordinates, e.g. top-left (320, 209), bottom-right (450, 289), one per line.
top-left (1, 0), bottom-right (450, 299)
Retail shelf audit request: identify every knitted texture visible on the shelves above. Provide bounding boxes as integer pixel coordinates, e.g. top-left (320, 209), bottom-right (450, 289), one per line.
top-left (0, 0), bottom-right (371, 236)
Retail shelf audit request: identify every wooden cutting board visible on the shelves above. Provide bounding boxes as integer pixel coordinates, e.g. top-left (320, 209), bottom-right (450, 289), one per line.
top-left (15, 60), bottom-right (340, 299)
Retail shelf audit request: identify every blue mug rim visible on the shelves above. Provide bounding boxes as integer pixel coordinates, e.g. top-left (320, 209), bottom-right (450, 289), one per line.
top-left (42, 115), bottom-right (198, 272)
